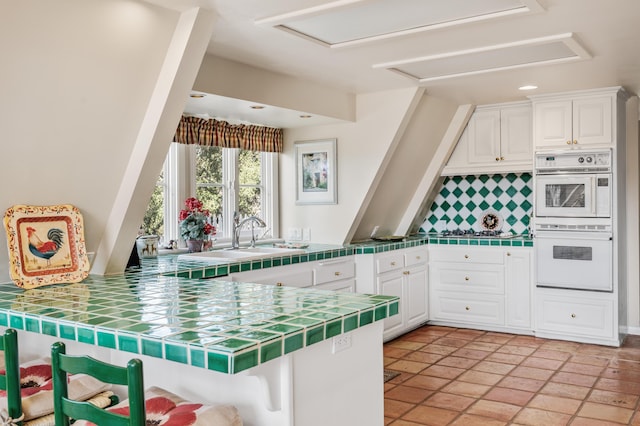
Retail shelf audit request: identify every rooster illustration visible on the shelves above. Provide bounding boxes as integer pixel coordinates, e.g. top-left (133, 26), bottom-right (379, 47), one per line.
top-left (25, 227), bottom-right (64, 265)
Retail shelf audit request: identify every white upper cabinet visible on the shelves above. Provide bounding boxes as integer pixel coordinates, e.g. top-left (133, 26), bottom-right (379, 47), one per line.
top-left (443, 101), bottom-right (532, 175)
top-left (530, 87), bottom-right (625, 150)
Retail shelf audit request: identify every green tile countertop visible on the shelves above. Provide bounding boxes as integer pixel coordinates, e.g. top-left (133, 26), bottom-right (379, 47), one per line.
top-left (425, 233), bottom-right (533, 247)
top-left (0, 274), bottom-right (398, 374)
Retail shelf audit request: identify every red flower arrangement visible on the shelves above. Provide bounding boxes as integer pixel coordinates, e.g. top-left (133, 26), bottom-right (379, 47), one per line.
top-left (179, 197), bottom-right (216, 241)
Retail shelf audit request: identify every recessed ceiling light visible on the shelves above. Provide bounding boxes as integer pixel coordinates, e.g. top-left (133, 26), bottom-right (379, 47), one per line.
top-left (250, 105), bottom-right (265, 109)
top-left (189, 93), bottom-right (206, 98)
top-left (519, 85), bottom-right (538, 90)
top-left (299, 115), bottom-right (312, 118)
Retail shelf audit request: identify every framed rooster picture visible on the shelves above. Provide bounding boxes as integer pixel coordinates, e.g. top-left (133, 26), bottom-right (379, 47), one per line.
top-left (3, 204), bottom-right (90, 288)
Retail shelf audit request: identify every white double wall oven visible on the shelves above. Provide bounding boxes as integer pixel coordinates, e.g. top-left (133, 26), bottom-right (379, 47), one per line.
top-left (533, 150), bottom-right (614, 292)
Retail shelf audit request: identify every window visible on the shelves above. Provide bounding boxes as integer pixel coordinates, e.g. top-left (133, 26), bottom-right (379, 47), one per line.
top-left (142, 143), bottom-right (278, 246)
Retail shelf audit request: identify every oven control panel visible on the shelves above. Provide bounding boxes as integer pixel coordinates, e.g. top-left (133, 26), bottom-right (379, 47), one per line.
top-left (535, 150), bottom-right (611, 173)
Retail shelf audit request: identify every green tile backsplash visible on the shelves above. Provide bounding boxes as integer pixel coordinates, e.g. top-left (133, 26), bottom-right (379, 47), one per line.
top-left (423, 173), bottom-right (532, 235)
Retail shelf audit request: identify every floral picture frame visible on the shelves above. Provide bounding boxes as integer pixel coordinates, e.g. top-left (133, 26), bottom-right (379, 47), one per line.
top-left (3, 204), bottom-right (90, 289)
top-left (295, 138), bottom-right (337, 205)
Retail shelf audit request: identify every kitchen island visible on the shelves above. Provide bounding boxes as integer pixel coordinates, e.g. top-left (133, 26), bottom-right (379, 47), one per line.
top-left (0, 246), bottom-right (398, 426)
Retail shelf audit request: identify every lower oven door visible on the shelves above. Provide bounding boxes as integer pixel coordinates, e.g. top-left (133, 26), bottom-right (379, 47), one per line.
top-left (535, 231), bottom-right (612, 291)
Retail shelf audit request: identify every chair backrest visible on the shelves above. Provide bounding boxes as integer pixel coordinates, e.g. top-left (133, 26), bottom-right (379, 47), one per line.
top-left (51, 342), bottom-right (145, 426)
top-left (0, 329), bottom-right (22, 425)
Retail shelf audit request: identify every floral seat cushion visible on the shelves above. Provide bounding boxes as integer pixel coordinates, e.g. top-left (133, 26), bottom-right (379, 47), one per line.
top-left (73, 386), bottom-right (242, 426)
top-left (0, 358), bottom-right (110, 420)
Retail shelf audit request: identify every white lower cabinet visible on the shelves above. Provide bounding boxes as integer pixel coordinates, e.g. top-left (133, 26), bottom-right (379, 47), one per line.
top-left (313, 257), bottom-right (356, 292)
top-left (429, 245), bottom-right (532, 332)
top-left (535, 287), bottom-right (617, 345)
top-left (225, 256), bottom-right (356, 292)
top-left (355, 247), bottom-right (429, 341)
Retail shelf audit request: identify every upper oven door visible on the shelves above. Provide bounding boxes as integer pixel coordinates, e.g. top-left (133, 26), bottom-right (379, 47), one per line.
top-left (535, 231), bottom-right (612, 291)
top-left (535, 174), bottom-right (596, 217)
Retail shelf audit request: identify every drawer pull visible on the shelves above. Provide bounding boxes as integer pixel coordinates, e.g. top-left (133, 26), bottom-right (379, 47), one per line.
top-left (403, 271), bottom-right (410, 275)
top-left (465, 276), bottom-right (470, 281)
top-left (276, 282), bottom-right (283, 287)
top-left (334, 271), bottom-right (341, 276)
top-left (571, 313), bottom-right (576, 318)
top-left (465, 306), bottom-right (470, 311)
top-left (390, 261), bottom-right (396, 266)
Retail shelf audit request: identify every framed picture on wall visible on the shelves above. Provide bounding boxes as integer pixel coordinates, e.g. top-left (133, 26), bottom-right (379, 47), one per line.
top-left (295, 138), bottom-right (337, 205)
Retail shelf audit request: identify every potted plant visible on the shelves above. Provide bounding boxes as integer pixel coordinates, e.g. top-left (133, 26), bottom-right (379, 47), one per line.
top-left (179, 197), bottom-right (216, 252)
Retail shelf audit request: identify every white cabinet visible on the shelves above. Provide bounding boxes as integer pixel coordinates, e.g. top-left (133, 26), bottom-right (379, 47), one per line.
top-left (355, 247), bottom-right (428, 341)
top-left (225, 256), bottom-right (356, 292)
top-left (429, 245), bottom-right (532, 332)
top-left (226, 262), bottom-right (314, 288)
top-left (313, 258), bottom-right (355, 293)
top-left (535, 287), bottom-right (617, 346)
top-left (443, 101), bottom-right (532, 175)
top-left (530, 87), bottom-right (625, 150)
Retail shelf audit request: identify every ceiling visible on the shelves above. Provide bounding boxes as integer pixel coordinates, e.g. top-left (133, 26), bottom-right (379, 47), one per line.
top-left (154, 0), bottom-right (640, 127)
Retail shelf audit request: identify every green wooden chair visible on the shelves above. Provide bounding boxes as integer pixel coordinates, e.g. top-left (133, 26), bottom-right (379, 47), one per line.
top-left (0, 329), bottom-right (23, 425)
top-left (51, 342), bottom-right (145, 426)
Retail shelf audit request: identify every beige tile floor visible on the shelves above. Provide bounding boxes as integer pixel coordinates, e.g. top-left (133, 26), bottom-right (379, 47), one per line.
top-left (383, 325), bottom-right (640, 425)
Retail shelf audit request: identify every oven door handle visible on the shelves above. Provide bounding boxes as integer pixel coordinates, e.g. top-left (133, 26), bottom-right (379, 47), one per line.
top-left (534, 231), bottom-right (612, 241)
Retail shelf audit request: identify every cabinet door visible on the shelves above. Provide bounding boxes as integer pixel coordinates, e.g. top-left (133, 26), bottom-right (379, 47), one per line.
top-left (405, 265), bottom-right (428, 329)
top-left (377, 273), bottom-right (404, 338)
top-left (467, 109), bottom-right (501, 164)
top-left (505, 249), bottom-right (531, 329)
top-left (533, 100), bottom-right (573, 148)
top-left (500, 105), bottom-right (532, 162)
top-left (573, 96), bottom-right (613, 146)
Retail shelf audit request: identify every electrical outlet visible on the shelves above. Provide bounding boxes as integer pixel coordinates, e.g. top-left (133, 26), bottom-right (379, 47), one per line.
top-left (302, 228), bottom-right (311, 241)
top-left (332, 333), bottom-right (352, 354)
top-left (288, 227), bottom-right (301, 241)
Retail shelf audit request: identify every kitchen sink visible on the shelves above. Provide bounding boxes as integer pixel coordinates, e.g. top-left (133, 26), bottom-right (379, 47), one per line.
top-left (178, 246), bottom-right (306, 262)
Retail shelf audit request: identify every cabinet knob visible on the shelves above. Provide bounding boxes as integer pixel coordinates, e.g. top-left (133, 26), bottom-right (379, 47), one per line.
top-left (465, 306), bottom-right (470, 311)
top-left (495, 157), bottom-right (500, 162)
top-left (276, 282), bottom-right (283, 287)
top-left (390, 261), bottom-right (396, 266)
top-left (464, 254), bottom-right (469, 259)
top-left (465, 276), bottom-right (470, 281)
top-left (507, 252), bottom-right (511, 256)
top-left (403, 271), bottom-right (410, 275)
top-left (571, 313), bottom-right (576, 318)
top-left (566, 140), bottom-right (572, 145)
top-left (334, 271), bottom-right (341, 276)
top-left (573, 140), bottom-right (578, 144)
top-left (500, 156), bottom-right (505, 161)
top-left (416, 256), bottom-right (421, 260)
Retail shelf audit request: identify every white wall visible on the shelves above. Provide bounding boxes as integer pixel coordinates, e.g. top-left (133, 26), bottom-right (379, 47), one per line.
top-left (282, 88), bottom-right (424, 244)
top-left (0, 0), bottom-right (214, 278)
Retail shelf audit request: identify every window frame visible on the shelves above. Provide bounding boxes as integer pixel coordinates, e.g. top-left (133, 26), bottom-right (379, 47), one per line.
top-left (160, 143), bottom-right (278, 246)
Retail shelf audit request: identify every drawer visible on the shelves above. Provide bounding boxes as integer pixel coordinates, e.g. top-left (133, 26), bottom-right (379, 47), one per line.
top-left (429, 246), bottom-right (504, 264)
top-left (430, 264), bottom-right (504, 293)
top-left (376, 252), bottom-right (404, 274)
top-left (430, 291), bottom-right (505, 325)
top-left (230, 266), bottom-right (313, 288)
top-left (536, 290), bottom-right (615, 339)
top-left (314, 259), bottom-right (355, 285)
top-left (404, 247), bottom-right (428, 267)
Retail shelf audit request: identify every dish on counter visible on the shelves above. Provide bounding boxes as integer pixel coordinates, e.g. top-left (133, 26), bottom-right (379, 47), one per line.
top-left (372, 235), bottom-right (406, 242)
top-left (272, 242), bottom-right (309, 249)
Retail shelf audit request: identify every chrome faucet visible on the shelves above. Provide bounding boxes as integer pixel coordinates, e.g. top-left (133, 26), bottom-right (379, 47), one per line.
top-left (232, 213), bottom-right (267, 249)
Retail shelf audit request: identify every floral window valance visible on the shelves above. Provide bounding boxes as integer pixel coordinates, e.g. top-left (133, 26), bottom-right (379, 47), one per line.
top-left (173, 115), bottom-right (283, 153)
